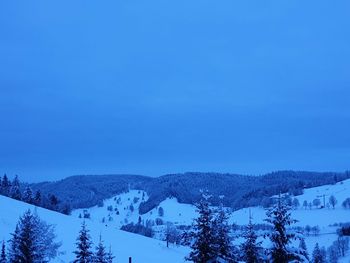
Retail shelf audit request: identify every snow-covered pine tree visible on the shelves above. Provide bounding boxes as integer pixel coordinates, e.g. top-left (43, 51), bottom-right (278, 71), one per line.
top-left (212, 204), bottom-right (236, 262)
top-left (8, 210), bottom-right (60, 263)
top-left (8, 224), bottom-right (21, 263)
top-left (0, 174), bottom-right (10, 196)
top-left (94, 235), bottom-right (107, 263)
top-left (240, 214), bottom-right (263, 263)
top-left (10, 175), bottom-right (21, 200)
top-left (106, 246), bottom-right (114, 263)
top-left (23, 186), bottom-right (33, 204)
top-left (298, 238), bottom-right (309, 262)
top-left (265, 196), bottom-right (302, 262)
top-left (186, 194), bottom-right (216, 263)
top-left (74, 221), bottom-right (93, 263)
top-left (17, 210), bottom-right (38, 262)
top-left (312, 243), bottom-right (326, 263)
top-left (34, 190), bottom-right (42, 206)
top-left (0, 241), bottom-right (6, 263)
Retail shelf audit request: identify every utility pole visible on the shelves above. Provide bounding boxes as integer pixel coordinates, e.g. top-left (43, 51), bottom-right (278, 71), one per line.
top-left (317, 194), bottom-right (327, 208)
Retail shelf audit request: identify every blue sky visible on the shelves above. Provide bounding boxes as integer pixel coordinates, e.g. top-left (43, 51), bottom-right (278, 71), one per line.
top-left (1, 1), bottom-right (350, 182)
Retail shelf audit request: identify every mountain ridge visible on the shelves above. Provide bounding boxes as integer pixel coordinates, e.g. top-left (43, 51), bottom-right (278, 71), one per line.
top-left (30, 170), bottom-right (350, 214)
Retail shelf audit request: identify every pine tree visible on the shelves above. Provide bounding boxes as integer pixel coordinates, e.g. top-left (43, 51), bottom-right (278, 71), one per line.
top-left (312, 243), bottom-right (326, 263)
top-left (1, 174), bottom-right (10, 196)
top-left (265, 196), bottom-right (302, 262)
top-left (74, 222), bottom-right (93, 263)
top-left (23, 186), bottom-right (33, 204)
top-left (17, 210), bottom-right (37, 262)
top-left (106, 246), bottom-right (114, 263)
top-left (240, 214), bottom-right (263, 263)
top-left (8, 210), bottom-right (60, 263)
top-left (8, 224), bottom-right (21, 263)
top-left (186, 194), bottom-right (216, 263)
top-left (212, 205), bottom-right (236, 262)
top-left (298, 238), bottom-right (309, 262)
top-left (0, 241), bottom-right (6, 263)
top-left (49, 194), bottom-right (59, 211)
top-left (94, 235), bottom-right (107, 263)
top-left (10, 175), bottom-right (21, 200)
top-left (34, 190), bottom-right (42, 206)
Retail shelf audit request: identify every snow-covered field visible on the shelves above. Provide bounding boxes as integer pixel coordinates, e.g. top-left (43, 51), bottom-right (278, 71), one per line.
top-left (71, 190), bottom-right (197, 228)
top-left (1, 178), bottom-right (350, 262)
top-left (0, 195), bottom-right (189, 263)
top-left (71, 179), bottom-right (350, 260)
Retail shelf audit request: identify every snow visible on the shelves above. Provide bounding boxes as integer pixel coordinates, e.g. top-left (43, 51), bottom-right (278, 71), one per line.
top-left (1, 178), bottom-right (350, 262)
top-left (71, 190), bottom-right (198, 228)
top-left (0, 195), bottom-right (189, 263)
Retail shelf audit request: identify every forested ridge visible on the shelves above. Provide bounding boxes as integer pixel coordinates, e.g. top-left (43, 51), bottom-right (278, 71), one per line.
top-left (27, 170), bottom-right (350, 214)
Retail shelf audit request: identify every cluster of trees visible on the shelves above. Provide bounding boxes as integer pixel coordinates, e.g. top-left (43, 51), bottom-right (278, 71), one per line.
top-left (139, 171), bottom-right (350, 214)
top-left (1, 210), bottom-right (60, 262)
top-left (311, 235), bottom-right (350, 263)
top-left (27, 171), bottom-right (350, 215)
top-left (186, 195), bottom-right (314, 263)
top-left (0, 209), bottom-right (115, 263)
top-left (120, 222), bottom-right (153, 238)
top-left (186, 194), bottom-right (350, 263)
top-left (74, 222), bottom-right (114, 263)
top-left (0, 174), bottom-right (71, 215)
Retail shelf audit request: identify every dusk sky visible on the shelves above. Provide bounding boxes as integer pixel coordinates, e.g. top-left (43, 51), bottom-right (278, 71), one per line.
top-left (1, 1), bottom-right (350, 182)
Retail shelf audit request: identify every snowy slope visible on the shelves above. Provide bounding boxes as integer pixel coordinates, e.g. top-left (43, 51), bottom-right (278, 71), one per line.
top-left (71, 190), bottom-right (197, 228)
top-left (72, 179), bottom-right (350, 229)
top-left (23, 178), bottom-right (348, 262)
top-left (71, 179), bottom-right (350, 260)
top-left (0, 195), bottom-right (189, 263)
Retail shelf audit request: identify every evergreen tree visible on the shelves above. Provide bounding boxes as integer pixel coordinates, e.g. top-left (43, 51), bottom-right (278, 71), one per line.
top-left (265, 196), bottom-right (302, 262)
top-left (23, 186), bottom-right (33, 204)
top-left (186, 194), bottom-right (216, 263)
top-left (8, 224), bottom-right (21, 263)
top-left (240, 214), bottom-right (263, 263)
top-left (1, 174), bottom-right (10, 196)
top-left (298, 238), bottom-right (309, 262)
top-left (106, 246), bottom-right (114, 263)
top-left (312, 243), bottom-right (326, 263)
top-left (94, 235), bottom-right (107, 263)
top-left (8, 210), bottom-right (60, 263)
top-left (0, 241), bottom-right (6, 263)
top-left (10, 175), bottom-right (21, 200)
top-left (74, 222), bottom-right (93, 263)
top-left (49, 194), bottom-right (59, 210)
top-left (34, 190), bottom-right (42, 206)
top-left (212, 205), bottom-right (236, 262)
top-left (17, 210), bottom-right (37, 262)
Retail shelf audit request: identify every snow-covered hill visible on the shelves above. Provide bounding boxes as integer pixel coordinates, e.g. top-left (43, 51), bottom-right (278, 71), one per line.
top-left (71, 179), bottom-right (350, 261)
top-left (2, 178), bottom-right (350, 262)
top-left (0, 195), bottom-right (189, 263)
top-left (71, 190), bottom-right (197, 228)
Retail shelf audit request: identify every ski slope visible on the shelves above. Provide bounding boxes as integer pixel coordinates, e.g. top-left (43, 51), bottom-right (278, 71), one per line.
top-left (0, 195), bottom-right (189, 263)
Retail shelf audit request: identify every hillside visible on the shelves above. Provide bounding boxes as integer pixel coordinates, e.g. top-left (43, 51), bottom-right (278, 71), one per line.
top-left (31, 171), bottom-right (350, 213)
top-left (71, 178), bottom-right (350, 261)
top-left (0, 195), bottom-right (188, 263)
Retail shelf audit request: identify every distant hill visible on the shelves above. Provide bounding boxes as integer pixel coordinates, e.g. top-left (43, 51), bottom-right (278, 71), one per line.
top-left (31, 171), bottom-right (350, 214)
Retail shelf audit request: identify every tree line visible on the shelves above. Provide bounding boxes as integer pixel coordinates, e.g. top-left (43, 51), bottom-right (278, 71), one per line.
top-left (184, 194), bottom-right (350, 263)
top-left (0, 174), bottom-right (71, 215)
